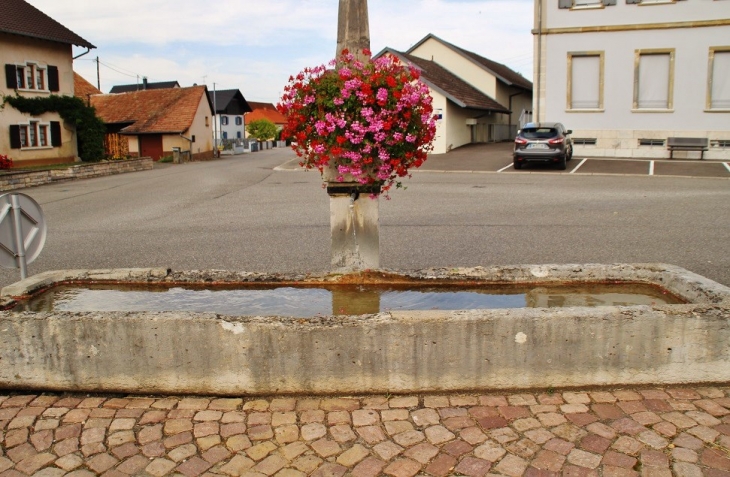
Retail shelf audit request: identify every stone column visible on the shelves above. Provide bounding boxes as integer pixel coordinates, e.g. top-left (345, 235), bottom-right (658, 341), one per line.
top-left (329, 0), bottom-right (379, 272)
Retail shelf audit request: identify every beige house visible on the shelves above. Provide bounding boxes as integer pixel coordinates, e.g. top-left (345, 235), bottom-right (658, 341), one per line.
top-left (1, 0), bottom-right (95, 166)
top-left (533, 0), bottom-right (730, 160)
top-left (91, 86), bottom-right (215, 161)
top-left (378, 34), bottom-right (533, 154)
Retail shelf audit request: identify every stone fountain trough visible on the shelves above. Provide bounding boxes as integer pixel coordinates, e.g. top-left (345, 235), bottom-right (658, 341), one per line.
top-left (1, 263), bottom-right (729, 396)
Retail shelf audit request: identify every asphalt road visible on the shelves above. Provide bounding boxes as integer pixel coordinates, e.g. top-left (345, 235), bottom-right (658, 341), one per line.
top-left (1, 147), bottom-right (729, 289)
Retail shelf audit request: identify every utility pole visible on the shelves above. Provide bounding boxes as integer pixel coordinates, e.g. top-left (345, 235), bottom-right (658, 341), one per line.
top-left (213, 82), bottom-right (218, 158)
top-left (96, 56), bottom-right (100, 91)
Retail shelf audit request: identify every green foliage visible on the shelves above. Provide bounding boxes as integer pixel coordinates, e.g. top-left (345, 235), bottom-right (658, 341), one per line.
top-left (246, 119), bottom-right (278, 142)
top-left (3, 94), bottom-right (106, 162)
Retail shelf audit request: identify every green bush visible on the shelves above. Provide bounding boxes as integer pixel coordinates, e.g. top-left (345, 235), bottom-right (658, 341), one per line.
top-left (246, 119), bottom-right (278, 142)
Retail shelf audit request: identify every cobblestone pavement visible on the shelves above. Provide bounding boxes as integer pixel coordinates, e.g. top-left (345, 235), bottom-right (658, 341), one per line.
top-left (1, 386), bottom-right (729, 477)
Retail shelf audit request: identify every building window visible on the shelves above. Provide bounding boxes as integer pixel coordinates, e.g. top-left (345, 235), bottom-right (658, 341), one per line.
top-left (707, 47), bottom-right (730, 110)
top-left (559, 0), bottom-right (615, 8)
top-left (638, 138), bottom-right (665, 147)
top-left (6, 63), bottom-right (57, 91)
top-left (633, 49), bottom-right (674, 110)
top-left (18, 64), bottom-right (46, 91)
top-left (711, 139), bottom-right (730, 149)
top-left (235, 117), bottom-right (242, 125)
top-left (573, 138), bottom-right (598, 145)
top-left (10, 121), bottom-right (57, 149)
top-left (627, 0), bottom-right (677, 5)
top-left (221, 116), bottom-right (229, 125)
top-left (222, 131), bottom-right (228, 139)
top-left (567, 52), bottom-right (604, 110)
top-left (237, 131), bottom-right (242, 139)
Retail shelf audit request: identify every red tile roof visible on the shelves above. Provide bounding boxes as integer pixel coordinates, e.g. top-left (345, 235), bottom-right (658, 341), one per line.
top-left (91, 86), bottom-right (211, 134)
top-left (246, 103), bottom-right (287, 125)
top-left (0, 0), bottom-right (95, 48)
top-left (74, 72), bottom-right (101, 100)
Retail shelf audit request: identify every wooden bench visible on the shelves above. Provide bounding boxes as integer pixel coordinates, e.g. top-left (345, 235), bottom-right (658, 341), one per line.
top-left (667, 137), bottom-right (709, 160)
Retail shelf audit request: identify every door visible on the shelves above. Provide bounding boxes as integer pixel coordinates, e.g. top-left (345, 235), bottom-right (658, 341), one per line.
top-left (139, 135), bottom-right (164, 160)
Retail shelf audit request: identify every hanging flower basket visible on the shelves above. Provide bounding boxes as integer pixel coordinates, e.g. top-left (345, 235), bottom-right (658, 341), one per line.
top-left (278, 49), bottom-right (437, 197)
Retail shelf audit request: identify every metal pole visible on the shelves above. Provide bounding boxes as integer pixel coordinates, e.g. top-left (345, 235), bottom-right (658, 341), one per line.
top-left (213, 82), bottom-right (218, 158)
top-left (10, 194), bottom-right (28, 280)
top-left (96, 56), bottom-right (101, 91)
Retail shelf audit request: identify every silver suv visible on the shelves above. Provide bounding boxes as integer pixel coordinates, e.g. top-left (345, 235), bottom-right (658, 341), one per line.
top-left (513, 122), bottom-right (573, 170)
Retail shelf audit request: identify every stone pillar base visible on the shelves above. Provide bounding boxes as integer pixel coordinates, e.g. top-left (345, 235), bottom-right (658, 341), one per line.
top-left (328, 183), bottom-right (379, 271)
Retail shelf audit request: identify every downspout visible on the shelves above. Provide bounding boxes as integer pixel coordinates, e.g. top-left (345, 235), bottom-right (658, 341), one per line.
top-left (508, 92), bottom-right (523, 132)
top-left (73, 47), bottom-right (92, 60)
top-left (536, 0), bottom-right (543, 122)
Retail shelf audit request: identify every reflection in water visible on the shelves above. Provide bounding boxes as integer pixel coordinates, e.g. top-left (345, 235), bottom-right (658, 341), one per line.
top-left (13, 283), bottom-right (684, 318)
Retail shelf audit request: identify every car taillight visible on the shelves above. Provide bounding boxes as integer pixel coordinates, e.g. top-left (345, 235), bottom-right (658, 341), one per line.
top-left (515, 137), bottom-right (528, 145)
top-left (548, 138), bottom-right (564, 145)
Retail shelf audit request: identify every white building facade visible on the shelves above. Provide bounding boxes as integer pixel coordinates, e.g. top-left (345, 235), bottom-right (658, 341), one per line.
top-left (533, 0), bottom-right (730, 160)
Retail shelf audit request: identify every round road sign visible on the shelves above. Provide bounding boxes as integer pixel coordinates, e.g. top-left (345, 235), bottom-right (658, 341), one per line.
top-left (0, 193), bottom-right (47, 269)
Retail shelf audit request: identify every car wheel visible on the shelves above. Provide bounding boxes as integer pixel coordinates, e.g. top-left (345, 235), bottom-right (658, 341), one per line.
top-left (567, 147), bottom-right (573, 161)
top-left (513, 159), bottom-right (522, 170)
top-left (557, 155), bottom-right (567, 170)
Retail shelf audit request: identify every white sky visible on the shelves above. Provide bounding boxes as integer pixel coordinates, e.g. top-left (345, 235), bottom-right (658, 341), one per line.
top-left (26, 0), bottom-right (534, 104)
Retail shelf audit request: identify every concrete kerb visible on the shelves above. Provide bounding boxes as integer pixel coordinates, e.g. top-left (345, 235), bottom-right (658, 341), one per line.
top-left (1, 263), bottom-right (729, 396)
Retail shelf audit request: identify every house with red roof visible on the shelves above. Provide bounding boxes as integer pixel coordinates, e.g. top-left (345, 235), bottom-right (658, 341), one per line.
top-left (1, 0), bottom-right (95, 166)
top-left (91, 85), bottom-right (214, 161)
top-left (376, 34), bottom-right (533, 154)
top-left (245, 102), bottom-right (287, 139)
top-left (73, 72), bottom-right (101, 104)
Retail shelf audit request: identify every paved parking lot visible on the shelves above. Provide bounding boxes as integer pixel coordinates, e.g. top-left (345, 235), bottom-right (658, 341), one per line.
top-left (415, 143), bottom-right (730, 178)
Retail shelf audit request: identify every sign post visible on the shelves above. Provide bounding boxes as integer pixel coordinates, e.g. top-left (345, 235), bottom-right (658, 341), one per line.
top-left (0, 193), bottom-right (47, 280)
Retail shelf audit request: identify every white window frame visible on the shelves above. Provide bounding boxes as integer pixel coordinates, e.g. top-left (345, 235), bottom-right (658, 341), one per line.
top-left (706, 46), bottom-right (730, 112)
top-left (636, 0), bottom-right (677, 5)
top-left (572, 0), bottom-right (604, 9)
top-left (15, 62), bottom-right (48, 92)
top-left (633, 49), bottom-right (675, 112)
top-left (18, 120), bottom-right (52, 149)
top-left (567, 51), bottom-right (604, 112)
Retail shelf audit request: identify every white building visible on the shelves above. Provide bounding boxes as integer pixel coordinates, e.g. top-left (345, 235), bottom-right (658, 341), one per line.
top-left (377, 34), bottom-right (533, 155)
top-left (533, 0), bottom-right (730, 160)
top-left (208, 89), bottom-right (252, 145)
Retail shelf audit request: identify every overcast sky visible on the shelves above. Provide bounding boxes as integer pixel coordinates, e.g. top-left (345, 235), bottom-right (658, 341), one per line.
top-left (27, 0), bottom-right (534, 104)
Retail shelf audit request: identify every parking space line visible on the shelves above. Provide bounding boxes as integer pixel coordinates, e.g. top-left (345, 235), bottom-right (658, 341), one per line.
top-left (497, 163), bottom-right (513, 173)
top-left (570, 158), bottom-right (587, 174)
top-left (724, 163), bottom-right (730, 173)
top-left (649, 161), bottom-right (655, 176)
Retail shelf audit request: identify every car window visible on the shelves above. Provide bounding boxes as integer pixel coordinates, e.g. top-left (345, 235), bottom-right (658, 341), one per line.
top-left (521, 128), bottom-right (558, 139)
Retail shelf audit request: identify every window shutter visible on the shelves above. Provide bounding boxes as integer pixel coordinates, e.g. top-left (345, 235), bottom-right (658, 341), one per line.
top-left (48, 65), bottom-right (59, 92)
top-left (9, 125), bottom-right (21, 149)
top-left (5, 64), bottom-right (18, 89)
top-left (602, 0), bottom-right (616, 5)
top-left (50, 121), bottom-right (62, 147)
top-left (559, 0), bottom-right (573, 8)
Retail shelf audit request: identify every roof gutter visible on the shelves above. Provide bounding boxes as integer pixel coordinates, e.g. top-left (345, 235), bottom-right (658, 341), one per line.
top-left (73, 47), bottom-right (92, 60)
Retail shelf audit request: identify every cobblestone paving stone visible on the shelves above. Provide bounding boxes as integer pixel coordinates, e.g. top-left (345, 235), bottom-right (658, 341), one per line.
top-left (0, 386), bottom-right (729, 476)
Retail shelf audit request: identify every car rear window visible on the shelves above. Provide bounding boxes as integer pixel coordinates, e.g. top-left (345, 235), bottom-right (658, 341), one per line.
top-left (521, 128), bottom-right (558, 139)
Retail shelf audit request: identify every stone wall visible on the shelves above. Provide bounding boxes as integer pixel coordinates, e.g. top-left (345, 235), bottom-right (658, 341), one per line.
top-left (0, 158), bottom-right (154, 192)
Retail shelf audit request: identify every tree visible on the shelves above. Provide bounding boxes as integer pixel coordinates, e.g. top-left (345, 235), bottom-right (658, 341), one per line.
top-left (246, 119), bottom-right (278, 142)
